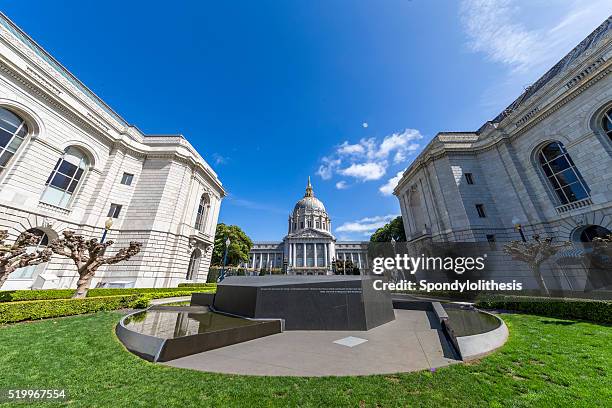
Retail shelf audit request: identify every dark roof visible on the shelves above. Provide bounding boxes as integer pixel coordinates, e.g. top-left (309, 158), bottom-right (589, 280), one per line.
top-left (490, 16), bottom-right (611, 126)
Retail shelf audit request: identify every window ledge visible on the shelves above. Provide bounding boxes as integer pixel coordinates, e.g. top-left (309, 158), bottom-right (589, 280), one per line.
top-left (189, 231), bottom-right (214, 245)
top-left (555, 197), bottom-right (593, 214)
top-left (38, 201), bottom-right (71, 215)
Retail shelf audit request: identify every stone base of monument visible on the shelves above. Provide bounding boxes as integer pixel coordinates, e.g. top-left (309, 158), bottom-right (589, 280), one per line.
top-left (205, 275), bottom-right (395, 330)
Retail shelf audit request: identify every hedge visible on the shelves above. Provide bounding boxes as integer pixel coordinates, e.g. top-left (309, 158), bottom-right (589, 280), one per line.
top-left (475, 295), bottom-right (612, 324)
top-left (0, 289), bottom-right (76, 302)
top-left (0, 287), bottom-right (215, 302)
top-left (177, 283), bottom-right (217, 288)
top-left (87, 288), bottom-right (215, 297)
top-left (0, 295), bottom-right (145, 324)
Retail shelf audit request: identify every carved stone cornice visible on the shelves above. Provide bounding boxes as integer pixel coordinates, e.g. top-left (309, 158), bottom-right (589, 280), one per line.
top-left (395, 55), bottom-right (612, 195)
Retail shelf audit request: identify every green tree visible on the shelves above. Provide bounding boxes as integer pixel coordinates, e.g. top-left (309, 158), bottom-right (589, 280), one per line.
top-left (370, 216), bottom-right (406, 242)
top-left (211, 224), bottom-right (253, 266)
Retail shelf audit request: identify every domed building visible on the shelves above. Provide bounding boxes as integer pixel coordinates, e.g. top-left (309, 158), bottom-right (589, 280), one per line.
top-left (248, 178), bottom-right (369, 275)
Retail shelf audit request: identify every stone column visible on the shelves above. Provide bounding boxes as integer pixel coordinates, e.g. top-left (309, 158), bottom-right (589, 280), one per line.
top-left (314, 244), bottom-right (318, 267)
top-left (266, 253), bottom-right (270, 269)
top-left (323, 244), bottom-right (328, 267)
top-left (251, 254), bottom-right (255, 269)
top-left (303, 243), bottom-right (307, 267)
top-left (357, 253), bottom-right (362, 269)
top-left (288, 244), bottom-right (292, 267)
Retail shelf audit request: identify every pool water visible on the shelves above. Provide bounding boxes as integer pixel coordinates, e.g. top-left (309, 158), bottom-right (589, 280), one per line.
top-left (444, 306), bottom-right (501, 337)
top-left (123, 308), bottom-right (261, 339)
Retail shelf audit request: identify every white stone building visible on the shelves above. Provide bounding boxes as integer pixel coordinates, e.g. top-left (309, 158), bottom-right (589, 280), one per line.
top-left (0, 13), bottom-right (225, 290)
top-left (247, 178), bottom-right (369, 275)
top-left (394, 17), bottom-right (612, 247)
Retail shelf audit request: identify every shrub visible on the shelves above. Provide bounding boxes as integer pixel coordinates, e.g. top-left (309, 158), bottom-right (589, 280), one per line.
top-left (129, 294), bottom-right (151, 309)
top-left (87, 287), bottom-right (214, 297)
top-left (0, 295), bottom-right (142, 324)
top-left (0, 287), bottom-right (215, 303)
top-left (476, 295), bottom-right (612, 324)
top-left (0, 289), bottom-right (75, 302)
top-left (206, 268), bottom-right (220, 283)
top-left (177, 283), bottom-right (217, 288)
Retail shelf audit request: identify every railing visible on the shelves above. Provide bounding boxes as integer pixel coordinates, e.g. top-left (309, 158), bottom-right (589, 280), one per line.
top-left (38, 201), bottom-right (71, 216)
top-left (555, 197), bottom-right (593, 214)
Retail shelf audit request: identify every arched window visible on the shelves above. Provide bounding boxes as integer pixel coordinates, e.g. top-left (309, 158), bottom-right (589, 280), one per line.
top-left (41, 147), bottom-right (89, 208)
top-left (538, 142), bottom-right (590, 205)
top-left (10, 229), bottom-right (49, 279)
top-left (186, 249), bottom-right (201, 280)
top-left (577, 225), bottom-right (611, 243)
top-left (602, 107), bottom-right (612, 141)
top-left (0, 107), bottom-right (28, 174)
top-left (194, 194), bottom-right (210, 232)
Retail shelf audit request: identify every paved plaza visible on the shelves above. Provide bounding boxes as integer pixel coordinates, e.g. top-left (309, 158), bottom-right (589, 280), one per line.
top-left (164, 309), bottom-right (460, 376)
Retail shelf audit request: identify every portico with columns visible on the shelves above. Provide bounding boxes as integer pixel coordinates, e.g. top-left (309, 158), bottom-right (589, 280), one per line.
top-left (246, 178), bottom-right (369, 275)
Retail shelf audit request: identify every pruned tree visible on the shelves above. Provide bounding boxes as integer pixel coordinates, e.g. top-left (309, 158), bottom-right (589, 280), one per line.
top-left (332, 259), bottom-right (360, 275)
top-left (503, 234), bottom-right (569, 296)
top-left (0, 230), bottom-right (53, 288)
top-left (592, 234), bottom-right (612, 258)
top-left (49, 230), bottom-right (142, 298)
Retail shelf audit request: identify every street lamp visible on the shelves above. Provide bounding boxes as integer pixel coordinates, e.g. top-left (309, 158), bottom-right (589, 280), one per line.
top-left (101, 218), bottom-right (113, 243)
top-left (512, 216), bottom-right (527, 242)
top-left (218, 237), bottom-right (231, 282)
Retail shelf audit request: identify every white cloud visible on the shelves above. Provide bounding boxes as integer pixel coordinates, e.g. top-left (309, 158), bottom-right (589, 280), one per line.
top-left (362, 122), bottom-right (369, 128)
top-left (335, 180), bottom-right (348, 189)
top-left (337, 142), bottom-right (365, 155)
top-left (379, 170), bottom-right (405, 196)
top-left (460, 0), bottom-right (612, 73)
top-left (375, 129), bottom-right (422, 161)
top-left (336, 214), bottom-right (398, 236)
top-left (316, 157), bottom-right (341, 180)
top-left (212, 153), bottom-right (228, 165)
top-left (339, 162), bottom-right (387, 181)
top-left (317, 128), bottom-right (423, 183)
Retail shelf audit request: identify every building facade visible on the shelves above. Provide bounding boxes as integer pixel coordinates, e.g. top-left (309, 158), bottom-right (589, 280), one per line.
top-left (394, 17), bottom-right (612, 248)
top-left (247, 178), bottom-right (369, 275)
top-left (0, 13), bottom-right (225, 290)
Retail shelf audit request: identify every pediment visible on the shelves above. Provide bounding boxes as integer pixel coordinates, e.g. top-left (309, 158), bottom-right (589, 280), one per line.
top-left (286, 229), bottom-right (333, 240)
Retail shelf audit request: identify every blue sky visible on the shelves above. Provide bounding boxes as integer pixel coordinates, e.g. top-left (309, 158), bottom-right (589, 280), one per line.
top-left (4, 1), bottom-right (611, 240)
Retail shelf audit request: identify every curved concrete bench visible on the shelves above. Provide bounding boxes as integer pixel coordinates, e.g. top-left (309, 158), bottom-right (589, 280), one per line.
top-left (455, 310), bottom-right (509, 361)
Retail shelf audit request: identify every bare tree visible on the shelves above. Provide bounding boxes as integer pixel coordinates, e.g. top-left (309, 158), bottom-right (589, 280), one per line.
top-left (503, 234), bottom-right (569, 296)
top-left (0, 230), bottom-right (53, 288)
top-left (49, 231), bottom-right (142, 298)
top-left (592, 234), bottom-right (612, 258)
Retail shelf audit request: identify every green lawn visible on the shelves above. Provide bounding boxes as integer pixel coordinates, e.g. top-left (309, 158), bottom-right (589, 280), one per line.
top-left (0, 312), bottom-right (610, 407)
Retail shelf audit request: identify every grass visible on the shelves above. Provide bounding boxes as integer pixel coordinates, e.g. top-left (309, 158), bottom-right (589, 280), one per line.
top-left (0, 312), bottom-right (610, 407)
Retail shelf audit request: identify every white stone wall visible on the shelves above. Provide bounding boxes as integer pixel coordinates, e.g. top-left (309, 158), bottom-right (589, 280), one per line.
top-left (395, 22), bottom-right (612, 245)
top-left (0, 14), bottom-right (224, 290)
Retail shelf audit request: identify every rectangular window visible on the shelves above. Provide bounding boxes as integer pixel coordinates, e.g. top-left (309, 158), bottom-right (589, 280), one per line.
top-left (475, 204), bottom-right (486, 218)
top-left (120, 172), bottom-right (134, 186)
top-left (486, 234), bottom-right (496, 242)
top-left (465, 173), bottom-right (474, 184)
top-left (107, 203), bottom-right (122, 218)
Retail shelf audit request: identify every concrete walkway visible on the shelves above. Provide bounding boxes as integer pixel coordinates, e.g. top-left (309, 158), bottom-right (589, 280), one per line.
top-left (164, 309), bottom-right (460, 376)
